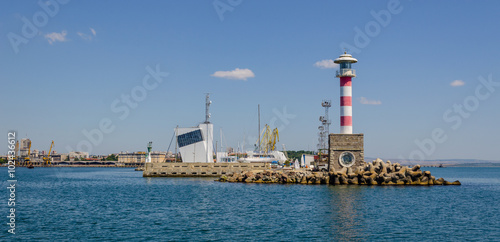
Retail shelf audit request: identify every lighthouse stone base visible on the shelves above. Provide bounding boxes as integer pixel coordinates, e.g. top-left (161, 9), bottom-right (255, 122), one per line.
top-left (328, 134), bottom-right (364, 171)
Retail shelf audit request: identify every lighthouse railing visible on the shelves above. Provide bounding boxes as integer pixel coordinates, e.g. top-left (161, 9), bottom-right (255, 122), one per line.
top-left (336, 69), bottom-right (356, 77)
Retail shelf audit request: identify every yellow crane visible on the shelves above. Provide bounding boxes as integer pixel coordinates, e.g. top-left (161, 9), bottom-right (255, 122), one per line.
top-left (43, 140), bottom-right (54, 166)
top-left (271, 128), bottom-right (279, 152)
top-left (259, 124), bottom-right (271, 153)
top-left (259, 125), bottom-right (280, 153)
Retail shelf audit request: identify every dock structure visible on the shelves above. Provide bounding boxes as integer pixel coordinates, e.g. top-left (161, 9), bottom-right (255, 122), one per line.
top-left (143, 162), bottom-right (271, 177)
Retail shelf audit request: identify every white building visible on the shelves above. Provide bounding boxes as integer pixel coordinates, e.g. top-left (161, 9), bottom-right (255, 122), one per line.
top-left (300, 154), bottom-right (315, 168)
top-left (176, 122), bottom-right (213, 163)
top-left (69, 151), bottom-right (89, 159)
top-left (175, 94), bottom-right (214, 163)
top-left (20, 138), bottom-right (31, 157)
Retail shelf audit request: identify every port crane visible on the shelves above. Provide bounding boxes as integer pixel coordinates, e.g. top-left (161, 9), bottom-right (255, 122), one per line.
top-left (43, 140), bottom-right (54, 166)
top-left (271, 128), bottom-right (279, 152)
top-left (259, 124), bottom-right (271, 153)
top-left (259, 125), bottom-right (280, 153)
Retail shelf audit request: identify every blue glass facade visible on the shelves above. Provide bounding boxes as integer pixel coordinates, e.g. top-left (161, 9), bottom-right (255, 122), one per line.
top-left (177, 129), bottom-right (204, 147)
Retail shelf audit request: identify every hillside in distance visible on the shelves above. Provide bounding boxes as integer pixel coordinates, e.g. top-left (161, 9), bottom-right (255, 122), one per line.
top-left (364, 157), bottom-right (500, 167)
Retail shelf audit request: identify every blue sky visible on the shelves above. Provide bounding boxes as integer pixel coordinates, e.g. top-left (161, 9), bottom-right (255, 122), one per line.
top-left (1, 0), bottom-right (499, 160)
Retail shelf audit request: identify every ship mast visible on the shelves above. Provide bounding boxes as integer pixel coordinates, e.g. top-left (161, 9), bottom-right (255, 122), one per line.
top-left (258, 104), bottom-right (261, 153)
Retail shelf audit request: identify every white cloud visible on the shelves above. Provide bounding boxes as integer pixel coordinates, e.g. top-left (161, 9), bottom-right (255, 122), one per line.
top-left (44, 31), bottom-right (67, 44)
top-left (359, 97), bottom-right (382, 105)
top-left (78, 28), bottom-right (97, 41)
top-left (77, 32), bottom-right (91, 40)
top-left (450, 80), bottom-right (465, 87)
top-left (314, 59), bottom-right (338, 69)
top-left (211, 68), bottom-right (255, 81)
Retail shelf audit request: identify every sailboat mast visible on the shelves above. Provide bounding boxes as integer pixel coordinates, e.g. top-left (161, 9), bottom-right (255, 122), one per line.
top-left (175, 125), bottom-right (178, 162)
top-left (258, 104), bottom-right (261, 153)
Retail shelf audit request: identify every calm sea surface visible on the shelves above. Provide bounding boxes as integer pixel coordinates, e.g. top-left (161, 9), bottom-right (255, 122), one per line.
top-left (1, 167), bottom-right (499, 241)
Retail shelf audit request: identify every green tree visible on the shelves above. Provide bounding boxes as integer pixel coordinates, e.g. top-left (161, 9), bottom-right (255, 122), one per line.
top-left (286, 150), bottom-right (315, 161)
top-left (106, 154), bottom-right (118, 161)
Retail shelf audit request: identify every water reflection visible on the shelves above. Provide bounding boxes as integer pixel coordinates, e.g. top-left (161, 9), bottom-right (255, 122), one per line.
top-left (327, 186), bottom-right (367, 240)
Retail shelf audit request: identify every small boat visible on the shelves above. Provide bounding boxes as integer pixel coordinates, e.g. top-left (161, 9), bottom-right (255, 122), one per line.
top-left (238, 150), bottom-right (287, 163)
top-left (27, 165), bottom-right (34, 169)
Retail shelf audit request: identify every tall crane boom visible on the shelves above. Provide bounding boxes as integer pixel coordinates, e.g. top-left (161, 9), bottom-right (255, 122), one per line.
top-left (271, 128), bottom-right (279, 151)
top-left (258, 125), bottom-right (280, 153)
top-left (43, 141), bottom-right (54, 165)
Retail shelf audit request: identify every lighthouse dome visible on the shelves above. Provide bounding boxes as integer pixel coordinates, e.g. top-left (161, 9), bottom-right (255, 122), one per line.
top-left (334, 53), bottom-right (358, 64)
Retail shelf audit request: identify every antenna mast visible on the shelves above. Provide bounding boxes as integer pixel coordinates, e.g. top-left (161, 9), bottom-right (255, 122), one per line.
top-left (205, 93), bottom-right (211, 123)
top-left (318, 100), bottom-right (332, 152)
top-left (258, 104), bottom-right (261, 153)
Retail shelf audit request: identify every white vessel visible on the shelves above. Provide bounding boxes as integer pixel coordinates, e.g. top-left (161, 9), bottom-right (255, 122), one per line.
top-left (237, 105), bottom-right (288, 164)
top-left (238, 150), bottom-right (287, 163)
top-left (216, 152), bottom-right (237, 163)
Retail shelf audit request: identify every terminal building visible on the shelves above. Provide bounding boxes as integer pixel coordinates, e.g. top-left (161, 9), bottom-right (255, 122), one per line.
top-left (118, 151), bottom-right (169, 164)
top-left (175, 94), bottom-right (214, 163)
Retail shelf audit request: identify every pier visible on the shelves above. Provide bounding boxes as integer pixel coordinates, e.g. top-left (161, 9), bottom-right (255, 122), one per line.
top-left (143, 162), bottom-right (270, 177)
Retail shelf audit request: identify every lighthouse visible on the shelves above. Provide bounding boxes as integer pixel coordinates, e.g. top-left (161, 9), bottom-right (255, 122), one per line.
top-left (334, 52), bottom-right (357, 134)
top-left (328, 52), bottom-right (364, 171)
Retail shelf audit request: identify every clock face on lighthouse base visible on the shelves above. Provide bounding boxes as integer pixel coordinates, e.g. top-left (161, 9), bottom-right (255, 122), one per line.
top-left (328, 134), bottom-right (364, 171)
top-left (339, 152), bottom-right (355, 167)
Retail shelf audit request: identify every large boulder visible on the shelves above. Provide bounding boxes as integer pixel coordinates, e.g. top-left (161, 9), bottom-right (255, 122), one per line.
top-left (368, 163), bottom-right (376, 173)
top-left (323, 175), bottom-right (330, 184)
top-left (348, 177), bottom-right (359, 185)
top-left (339, 175), bottom-right (348, 185)
top-left (381, 165), bottom-right (388, 174)
top-left (332, 176), bottom-right (340, 185)
top-left (354, 166), bottom-right (364, 175)
top-left (399, 166), bottom-right (408, 174)
top-left (217, 160), bottom-right (460, 186)
top-left (409, 171), bottom-right (423, 181)
top-left (412, 165), bottom-right (421, 171)
top-left (300, 175), bottom-right (308, 184)
top-left (338, 167), bottom-right (348, 176)
top-left (281, 173), bottom-right (288, 183)
top-left (420, 176), bottom-right (429, 184)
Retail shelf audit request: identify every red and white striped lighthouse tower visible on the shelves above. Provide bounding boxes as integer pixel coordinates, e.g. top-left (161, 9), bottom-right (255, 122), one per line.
top-left (334, 52), bottom-right (358, 134)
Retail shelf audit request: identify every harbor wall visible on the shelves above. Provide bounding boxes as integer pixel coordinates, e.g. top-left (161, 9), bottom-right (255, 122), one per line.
top-left (143, 162), bottom-right (271, 177)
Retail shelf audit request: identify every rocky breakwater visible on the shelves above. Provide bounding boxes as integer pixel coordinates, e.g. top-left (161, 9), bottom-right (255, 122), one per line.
top-left (218, 159), bottom-right (461, 186)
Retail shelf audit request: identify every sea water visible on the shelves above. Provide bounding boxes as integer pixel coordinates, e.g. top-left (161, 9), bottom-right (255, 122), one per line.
top-left (1, 167), bottom-right (499, 241)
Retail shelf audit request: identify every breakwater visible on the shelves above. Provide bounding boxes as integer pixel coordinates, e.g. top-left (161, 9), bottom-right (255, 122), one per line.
top-left (218, 159), bottom-right (461, 185)
top-left (143, 162), bottom-right (270, 177)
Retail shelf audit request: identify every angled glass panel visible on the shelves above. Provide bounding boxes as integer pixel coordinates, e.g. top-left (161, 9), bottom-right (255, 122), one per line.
top-left (177, 129), bottom-right (204, 147)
